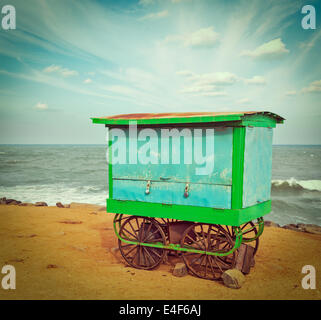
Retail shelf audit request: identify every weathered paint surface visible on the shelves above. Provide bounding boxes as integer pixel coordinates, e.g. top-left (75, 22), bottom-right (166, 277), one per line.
top-left (242, 127), bottom-right (273, 208)
top-left (111, 127), bottom-right (233, 209)
top-left (112, 127), bottom-right (233, 185)
top-left (113, 179), bottom-right (231, 209)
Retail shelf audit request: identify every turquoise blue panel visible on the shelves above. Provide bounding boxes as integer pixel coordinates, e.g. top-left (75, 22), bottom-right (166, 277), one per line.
top-left (242, 127), bottom-right (273, 208)
top-left (113, 179), bottom-right (231, 209)
top-left (111, 127), bottom-right (233, 185)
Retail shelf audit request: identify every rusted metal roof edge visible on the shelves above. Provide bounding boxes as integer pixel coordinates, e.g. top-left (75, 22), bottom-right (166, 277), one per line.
top-left (91, 111), bottom-right (284, 126)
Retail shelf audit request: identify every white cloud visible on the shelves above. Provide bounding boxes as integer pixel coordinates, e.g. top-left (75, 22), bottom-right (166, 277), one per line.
top-left (180, 84), bottom-right (217, 94)
top-left (285, 90), bottom-right (297, 96)
top-left (34, 102), bottom-right (48, 110)
top-left (138, 0), bottom-right (154, 5)
top-left (245, 76), bottom-right (266, 85)
top-left (101, 67), bottom-right (156, 91)
top-left (43, 65), bottom-right (61, 73)
top-left (104, 85), bottom-right (138, 96)
top-left (299, 41), bottom-right (315, 49)
top-left (84, 78), bottom-right (92, 84)
top-left (140, 10), bottom-right (168, 20)
top-left (241, 38), bottom-right (289, 59)
top-left (237, 98), bottom-right (251, 104)
top-left (178, 70), bottom-right (238, 85)
top-left (164, 27), bottom-right (219, 49)
top-left (198, 91), bottom-right (227, 97)
top-left (180, 84), bottom-right (226, 97)
top-left (302, 80), bottom-right (321, 93)
top-left (43, 65), bottom-right (78, 77)
top-left (176, 70), bottom-right (195, 77)
top-left (177, 70), bottom-right (236, 97)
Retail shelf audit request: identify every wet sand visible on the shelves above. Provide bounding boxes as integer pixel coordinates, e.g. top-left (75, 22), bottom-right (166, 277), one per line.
top-left (0, 204), bottom-right (320, 300)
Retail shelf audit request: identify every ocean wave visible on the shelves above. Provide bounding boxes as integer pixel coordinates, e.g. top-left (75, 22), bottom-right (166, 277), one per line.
top-left (272, 178), bottom-right (321, 192)
top-left (0, 184), bottom-right (108, 206)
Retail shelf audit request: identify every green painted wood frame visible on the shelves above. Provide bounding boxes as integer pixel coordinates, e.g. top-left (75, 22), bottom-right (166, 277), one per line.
top-left (107, 199), bottom-right (271, 227)
top-left (231, 126), bottom-right (245, 209)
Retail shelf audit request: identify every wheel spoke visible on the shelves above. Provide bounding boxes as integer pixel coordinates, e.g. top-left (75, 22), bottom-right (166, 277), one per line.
top-left (189, 253), bottom-right (203, 266)
top-left (212, 256), bottom-right (223, 273)
top-left (123, 244), bottom-right (138, 258)
top-left (204, 256), bottom-right (208, 278)
top-left (185, 234), bottom-right (203, 249)
top-left (140, 218), bottom-right (147, 242)
top-left (121, 226), bottom-right (137, 240)
top-left (149, 247), bottom-right (162, 258)
top-left (143, 246), bottom-right (156, 266)
top-left (208, 255), bottom-right (216, 279)
top-left (128, 220), bottom-right (138, 237)
top-left (142, 222), bottom-right (153, 242)
top-left (144, 228), bottom-right (161, 242)
top-left (200, 224), bottom-right (207, 248)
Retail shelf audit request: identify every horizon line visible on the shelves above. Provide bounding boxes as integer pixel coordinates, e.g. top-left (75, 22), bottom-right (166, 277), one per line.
top-left (1, 143), bottom-right (321, 146)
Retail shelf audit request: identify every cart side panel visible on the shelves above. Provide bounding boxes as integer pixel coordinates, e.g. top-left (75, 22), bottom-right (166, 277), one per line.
top-left (242, 127), bottom-right (273, 208)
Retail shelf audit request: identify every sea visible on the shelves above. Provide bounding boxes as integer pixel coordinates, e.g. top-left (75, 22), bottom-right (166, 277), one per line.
top-left (0, 145), bottom-right (320, 227)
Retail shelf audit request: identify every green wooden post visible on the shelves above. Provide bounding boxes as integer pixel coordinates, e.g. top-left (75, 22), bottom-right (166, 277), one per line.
top-left (108, 131), bottom-right (113, 199)
top-left (231, 126), bottom-right (246, 209)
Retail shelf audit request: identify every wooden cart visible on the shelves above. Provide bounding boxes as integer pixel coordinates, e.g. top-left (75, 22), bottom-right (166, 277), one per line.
top-left (92, 111), bottom-right (284, 280)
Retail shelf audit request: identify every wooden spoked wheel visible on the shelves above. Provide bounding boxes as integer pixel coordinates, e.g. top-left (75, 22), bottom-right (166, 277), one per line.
top-left (118, 216), bottom-right (166, 270)
top-left (181, 223), bottom-right (236, 280)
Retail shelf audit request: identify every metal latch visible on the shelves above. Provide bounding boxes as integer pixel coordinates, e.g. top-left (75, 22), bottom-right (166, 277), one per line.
top-left (184, 183), bottom-right (189, 198)
top-left (145, 180), bottom-right (151, 195)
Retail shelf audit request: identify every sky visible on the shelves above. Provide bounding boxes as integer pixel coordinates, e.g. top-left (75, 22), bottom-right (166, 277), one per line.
top-left (0, 0), bottom-right (320, 144)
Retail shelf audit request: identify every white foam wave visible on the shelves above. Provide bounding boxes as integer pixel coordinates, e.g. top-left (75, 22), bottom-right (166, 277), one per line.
top-left (0, 184), bottom-right (108, 206)
top-left (272, 177), bottom-right (321, 192)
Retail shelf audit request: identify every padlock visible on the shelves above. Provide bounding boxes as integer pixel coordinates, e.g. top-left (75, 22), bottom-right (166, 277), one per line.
top-left (145, 180), bottom-right (151, 195)
top-left (184, 183), bottom-right (189, 198)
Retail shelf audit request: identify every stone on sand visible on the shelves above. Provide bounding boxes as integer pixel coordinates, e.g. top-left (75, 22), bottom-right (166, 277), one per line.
top-left (56, 202), bottom-right (64, 208)
top-left (222, 269), bottom-right (245, 289)
top-left (35, 202), bottom-right (48, 207)
top-left (264, 220), bottom-right (280, 228)
top-left (173, 263), bottom-right (187, 277)
top-left (297, 224), bottom-right (321, 235)
top-left (18, 203), bottom-right (34, 206)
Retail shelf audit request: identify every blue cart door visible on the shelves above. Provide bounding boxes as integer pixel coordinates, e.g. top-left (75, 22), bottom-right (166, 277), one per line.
top-left (111, 126), bottom-right (233, 209)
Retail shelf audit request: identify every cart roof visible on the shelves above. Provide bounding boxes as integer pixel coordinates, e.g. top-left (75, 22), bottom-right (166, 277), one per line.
top-left (91, 111), bottom-right (284, 127)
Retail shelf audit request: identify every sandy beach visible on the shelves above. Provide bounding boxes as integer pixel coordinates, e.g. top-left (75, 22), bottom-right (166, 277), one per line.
top-left (0, 203), bottom-right (320, 300)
